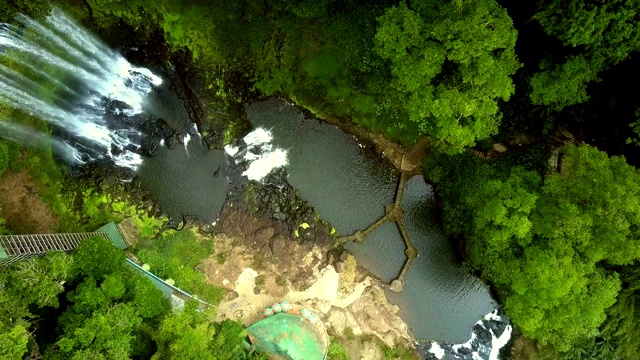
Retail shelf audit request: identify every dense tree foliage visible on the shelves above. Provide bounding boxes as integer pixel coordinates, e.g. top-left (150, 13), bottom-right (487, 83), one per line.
top-left (531, 0), bottom-right (640, 110)
top-left (0, 0), bottom-right (50, 22)
top-left (4, 0), bottom-right (640, 358)
top-left (428, 144), bottom-right (640, 351)
top-left (70, 0), bottom-right (521, 149)
top-left (598, 266), bottom-right (640, 359)
top-left (537, 0), bottom-right (640, 64)
top-left (153, 302), bottom-right (250, 360)
top-left (0, 236), bottom-right (252, 359)
top-left (375, 0), bottom-right (520, 152)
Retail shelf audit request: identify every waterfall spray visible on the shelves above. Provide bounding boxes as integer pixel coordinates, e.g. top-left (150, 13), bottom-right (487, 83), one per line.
top-left (0, 8), bottom-right (162, 170)
top-left (0, 120), bottom-right (82, 164)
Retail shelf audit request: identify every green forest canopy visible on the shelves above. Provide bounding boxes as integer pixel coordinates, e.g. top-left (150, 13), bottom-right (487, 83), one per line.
top-left (427, 143), bottom-right (640, 356)
top-left (2, 0), bottom-right (640, 359)
top-left (0, 236), bottom-right (252, 360)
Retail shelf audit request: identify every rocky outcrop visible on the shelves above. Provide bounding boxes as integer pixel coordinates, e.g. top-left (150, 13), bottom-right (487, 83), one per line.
top-left (199, 222), bottom-right (417, 357)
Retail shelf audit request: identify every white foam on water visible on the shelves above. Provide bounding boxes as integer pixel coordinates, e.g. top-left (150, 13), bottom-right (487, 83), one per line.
top-left (182, 133), bottom-right (191, 156)
top-left (243, 148), bottom-right (287, 181)
top-left (429, 343), bottom-right (445, 359)
top-left (113, 151), bottom-right (143, 169)
top-left (243, 127), bottom-right (272, 146)
top-left (224, 144), bottom-right (239, 156)
top-left (489, 324), bottom-right (512, 360)
top-left (426, 309), bottom-right (511, 360)
top-left (227, 127), bottom-right (288, 182)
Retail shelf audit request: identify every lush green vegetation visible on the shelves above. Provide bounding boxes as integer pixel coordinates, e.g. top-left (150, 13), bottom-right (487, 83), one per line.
top-left (136, 229), bottom-right (223, 304)
top-left (428, 144), bottom-right (640, 355)
top-left (2, 0), bottom-right (640, 358)
top-left (0, 236), bottom-right (254, 359)
top-left (532, 0), bottom-right (640, 110)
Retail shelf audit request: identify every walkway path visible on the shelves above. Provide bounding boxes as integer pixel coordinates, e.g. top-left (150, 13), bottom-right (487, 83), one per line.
top-left (335, 136), bottom-right (431, 292)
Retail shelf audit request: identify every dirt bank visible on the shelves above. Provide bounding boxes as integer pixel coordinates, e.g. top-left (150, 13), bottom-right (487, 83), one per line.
top-left (198, 204), bottom-right (419, 359)
top-left (0, 172), bottom-right (60, 233)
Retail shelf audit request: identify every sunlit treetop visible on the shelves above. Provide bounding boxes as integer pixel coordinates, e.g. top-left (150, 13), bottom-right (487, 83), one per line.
top-left (531, 0), bottom-right (640, 110)
top-left (537, 0), bottom-right (640, 64)
top-left (375, 0), bottom-right (521, 153)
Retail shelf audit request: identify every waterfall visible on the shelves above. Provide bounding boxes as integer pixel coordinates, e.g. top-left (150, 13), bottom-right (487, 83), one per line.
top-left (418, 309), bottom-right (512, 360)
top-left (0, 8), bottom-right (162, 170)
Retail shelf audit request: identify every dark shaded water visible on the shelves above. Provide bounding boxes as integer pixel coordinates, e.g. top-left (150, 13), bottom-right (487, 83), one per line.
top-left (388, 176), bottom-right (497, 342)
top-left (136, 80), bottom-right (227, 223)
top-left (134, 95), bottom-right (495, 342)
top-left (136, 137), bottom-right (227, 223)
top-left (247, 99), bottom-right (496, 343)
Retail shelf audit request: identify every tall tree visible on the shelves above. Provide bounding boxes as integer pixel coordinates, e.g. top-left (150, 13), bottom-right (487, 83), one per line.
top-left (461, 166), bottom-right (541, 281)
top-left (374, 0), bottom-right (521, 153)
top-left (152, 302), bottom-right (249, 360)
top-left (601, 266), bottom-right (640, 359)
top-left (429, 144), bottom-right (640, 351)
top-left (531, 0), bottom-right (640, 109)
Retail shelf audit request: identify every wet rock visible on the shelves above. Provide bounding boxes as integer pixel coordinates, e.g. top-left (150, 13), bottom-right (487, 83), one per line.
top-left (476, 326), bottom-right (492, 342)
top-left (253, 287), bottom-right (261, 294)
top-left (111, 143), bottom-right (124, 156)
top-left (254, 227), bottom-right (274, 243)
top-left (334, 261), bottom-right (346, 273)
top-left (272, 212), bottom-right (287, 221)
top-left (204, 132), bottom-right (223, 149)
top-left (165, 134), bottom-right (178, 149)
top-left (270, 236), bottom-right (287, 255)
top-left (493, 321), bottom-right (508, 338)
top-left (130, 177), bottom-right (142, 189)
top-left (187, 122), bottom-right (199, 136)
top-left (140, 136), bottom-right (158, 156)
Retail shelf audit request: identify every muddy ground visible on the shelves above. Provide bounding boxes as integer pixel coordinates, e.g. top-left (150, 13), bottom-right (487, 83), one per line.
top-left (0, 172), bottom-right (60, 233)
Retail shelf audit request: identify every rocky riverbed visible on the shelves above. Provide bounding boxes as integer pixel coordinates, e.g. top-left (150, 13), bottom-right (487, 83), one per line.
top-left (197, 201), bottom-right (420, 359)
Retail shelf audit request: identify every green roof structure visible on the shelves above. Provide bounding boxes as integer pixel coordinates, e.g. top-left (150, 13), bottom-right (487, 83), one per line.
top-left (247, 304), bottom-right (328, 360)
top-left (94, 222), bottom-right (129, 250)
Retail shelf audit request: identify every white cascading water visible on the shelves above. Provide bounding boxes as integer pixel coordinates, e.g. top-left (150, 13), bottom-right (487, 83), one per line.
top-left (423, 309), bottom-right (512, 360)
top-left (224, 127), bottom-right (288, 182)
top-left (0, 8), bottom-right (162, 170)
top-left (0, 120), bottom-right (82, 164)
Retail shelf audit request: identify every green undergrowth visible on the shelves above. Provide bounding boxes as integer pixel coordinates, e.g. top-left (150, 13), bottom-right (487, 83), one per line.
top-left (327, 336), bottom-right (350, 360)
top-left (75, 186), bottom-right (165, 237)
top-left (135, 228), bottom-right (223, 305)
top-left (327, 333), bottom-right (419, 360)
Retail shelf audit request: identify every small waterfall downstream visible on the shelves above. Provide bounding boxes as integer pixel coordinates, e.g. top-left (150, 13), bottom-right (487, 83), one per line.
top-left (0, 8), bottom-right (162, 170)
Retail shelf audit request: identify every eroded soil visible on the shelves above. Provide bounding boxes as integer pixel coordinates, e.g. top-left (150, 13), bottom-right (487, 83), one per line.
top-left (0, 172), bottom-right (60, 233)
